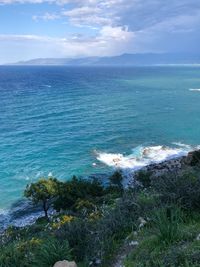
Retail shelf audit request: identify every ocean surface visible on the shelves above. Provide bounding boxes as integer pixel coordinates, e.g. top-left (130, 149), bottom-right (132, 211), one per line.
top-left (1, 65), bottom-right (200, 223)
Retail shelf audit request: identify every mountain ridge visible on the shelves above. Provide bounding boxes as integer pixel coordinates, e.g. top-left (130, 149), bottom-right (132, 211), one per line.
top-left (10, 53), bottom-right (200, 66)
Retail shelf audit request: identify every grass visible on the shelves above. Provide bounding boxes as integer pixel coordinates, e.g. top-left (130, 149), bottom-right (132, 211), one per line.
top-left (153, 206), bottom-right (183, 245)
top-left (124, 207), bottom-right (200, 267)
top-left (32, 238), bottom-right (72, 267)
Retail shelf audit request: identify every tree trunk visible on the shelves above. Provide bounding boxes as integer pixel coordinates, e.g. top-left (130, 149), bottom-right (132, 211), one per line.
top-left (43, 201), bottom-right (49, 220)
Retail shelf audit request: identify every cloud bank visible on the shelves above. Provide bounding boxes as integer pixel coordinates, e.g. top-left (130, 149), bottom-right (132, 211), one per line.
top-left (1, 0), bottom-right (200, 63)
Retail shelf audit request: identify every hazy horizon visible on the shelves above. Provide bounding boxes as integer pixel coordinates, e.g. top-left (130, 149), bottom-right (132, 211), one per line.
top-left (3, 52), bottom-right (200, 66)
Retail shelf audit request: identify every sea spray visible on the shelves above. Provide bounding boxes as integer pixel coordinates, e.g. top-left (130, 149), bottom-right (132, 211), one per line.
top-left (96, 144), bottom-right (197, 171)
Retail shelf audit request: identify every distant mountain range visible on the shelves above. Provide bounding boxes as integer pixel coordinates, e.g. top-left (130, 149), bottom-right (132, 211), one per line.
top-left (12, 53), bottom-right (200, 66)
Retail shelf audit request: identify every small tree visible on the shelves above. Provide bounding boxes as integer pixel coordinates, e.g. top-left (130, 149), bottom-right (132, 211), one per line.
top-left (24, 177), bottom-right (59, 220)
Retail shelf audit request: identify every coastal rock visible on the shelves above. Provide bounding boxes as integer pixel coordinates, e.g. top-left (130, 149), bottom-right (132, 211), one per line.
top-left (188, 150), bottom-right (200, 166)
top-left (196, 233), bottom-right (200, 241)
top-left (53, 260), bottom-right (77, 267)
top-left (138, 217), bottom-right (147, 229)
top-left (131, 149), bottom-right (200, 187)
top-left (129, 240), bottom-right (139, 246)
top-left (89, 258), bottom-right (101, 266)
top-left (183, 152), bottom-right (193, 165)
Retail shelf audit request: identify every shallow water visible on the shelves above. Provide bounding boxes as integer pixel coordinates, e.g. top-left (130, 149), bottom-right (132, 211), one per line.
top-left (1, 65), bottom-right (200, 212)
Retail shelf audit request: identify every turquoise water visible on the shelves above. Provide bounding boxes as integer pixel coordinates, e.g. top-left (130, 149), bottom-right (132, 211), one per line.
top-left (1, 66), bottom-right (200, 210)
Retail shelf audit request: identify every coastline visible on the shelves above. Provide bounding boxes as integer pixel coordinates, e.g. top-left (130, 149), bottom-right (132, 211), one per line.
top-left (1, 149), bottom-right (200, 266)
top-left (130, 149), bottom-right (200, 186)
top-left (1, 148), bottom-right (200, 231)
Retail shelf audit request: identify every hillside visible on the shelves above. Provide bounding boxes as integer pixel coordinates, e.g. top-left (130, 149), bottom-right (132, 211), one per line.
top-left (12, 53), bottom-right (200, 66)
top-left (1, 150), bottom-right (200, 266)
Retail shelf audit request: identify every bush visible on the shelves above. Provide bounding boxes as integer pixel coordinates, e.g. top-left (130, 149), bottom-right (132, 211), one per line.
top-left (0, 238), bottom-right (41, 267)
top-left (53, 176), bottom-right (105, 211)
top-left (55, 218), bottom-right (91, 262)
top-left (151, 172), bottom-right (200, 211)
top-left (162, 244), bottom-right (200, 267)
top-left (136, 191), bottom-right (158, 212)
top-left (153, 206), bottom-right (183, 245)
top-left (136, 170), bottom-right (152, 188)
top-left (54, 189), bottom-right (140, 264)
top-left (32, 238), bottom-right (71, 267)
top-left (189, 150), bottom-right (200, 166)
top-left (87, 190), bottom-right (140, 264)
top-left (0, 242), bottom-right (28, 267)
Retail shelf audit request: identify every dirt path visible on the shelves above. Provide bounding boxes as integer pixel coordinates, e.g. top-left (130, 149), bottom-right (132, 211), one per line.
top-left (112, 241), bottom-right (138, 267)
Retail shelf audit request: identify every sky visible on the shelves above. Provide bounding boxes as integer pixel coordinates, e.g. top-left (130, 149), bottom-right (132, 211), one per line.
top-left (0, 0), bottom-right (200, 63)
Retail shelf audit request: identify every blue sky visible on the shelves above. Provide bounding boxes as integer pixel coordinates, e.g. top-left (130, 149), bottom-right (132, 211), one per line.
top-left (0, 0), bottom-right (200, 63)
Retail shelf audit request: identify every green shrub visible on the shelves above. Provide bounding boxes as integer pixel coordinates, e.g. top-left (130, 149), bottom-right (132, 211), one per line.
top-left (153, 206), bottom-right (183, 245)
top-left (151, 172), bottom-right (200, 211)
top-left (136, 170), bottom-right (152, 188)
top-left (189, 150), bottom-right (200, 166)
top-left (86, 191), bottom-right (139, 264)
top-left (0, 242), bottom-right (28, 267)
top-left (55, 218), bottom-right (91, 261)
top-left (161, 244), bottom-right (200, 267)
top-left (137, 191), bottom-right (158, 211)
top-left (53, 176), bottom-right (105, 211)
top-left (0, 238), bottom-right (41, 267)
top-left (32, 238), bottom-right (71, 267)
top-left (74, 199), bottom-right (96, 215)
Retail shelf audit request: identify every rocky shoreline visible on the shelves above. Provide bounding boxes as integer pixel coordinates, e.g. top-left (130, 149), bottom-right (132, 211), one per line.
top-left (130, 149), bottom-right (200, 185)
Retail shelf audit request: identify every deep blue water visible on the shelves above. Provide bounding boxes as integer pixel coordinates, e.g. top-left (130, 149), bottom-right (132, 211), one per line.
top-left (1, 66), bottom-right (200, 211)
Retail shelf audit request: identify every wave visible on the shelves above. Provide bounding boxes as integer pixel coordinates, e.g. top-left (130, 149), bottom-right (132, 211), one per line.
top-left (42, 84), bottom-right (52, 88)
top-left (0, 201), bottom-right (47, 230)
top-left (96, 143), bottom-right (198, 171)
top-left (189, 88), bottom-right (200, 92)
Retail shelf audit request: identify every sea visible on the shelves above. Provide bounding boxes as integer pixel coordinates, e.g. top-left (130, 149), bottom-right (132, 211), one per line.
top-left (1, 65), bottom-right (200, 227)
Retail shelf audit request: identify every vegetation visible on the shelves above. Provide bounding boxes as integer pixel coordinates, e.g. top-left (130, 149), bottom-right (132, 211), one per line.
top-left (32, 238), bottom-right (71, 267)
top-left (53, 176), bottom-right (106, 212)
top-left (24, 177), bottom-right (60, 220)
top-left (109, 170), bottom-right (123, 188)
top-left (1, 166), bottom-right (200, 267)
top-left (153, 206), bottom-right (183, 245)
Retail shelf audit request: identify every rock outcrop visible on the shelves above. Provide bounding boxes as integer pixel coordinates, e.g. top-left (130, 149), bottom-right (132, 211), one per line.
top-left (131, 149), bottom-right (200, 186)
top-left (53, 260), bottom-right (77, 267)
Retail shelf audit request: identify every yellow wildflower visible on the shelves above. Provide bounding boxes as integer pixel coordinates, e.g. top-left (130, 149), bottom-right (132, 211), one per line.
top-left (52, 215), bottom-right (74, 229)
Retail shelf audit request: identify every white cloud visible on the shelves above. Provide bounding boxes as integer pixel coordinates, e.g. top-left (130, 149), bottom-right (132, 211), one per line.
top-left (62, 6), bottom-right (114, 27)
top-left (61, 1), bottom-right (120, 27)
top-left (32, 12), bottom-right (60, 21)
top-left (1, 0), bottom-right (200, 62)
top-left (0, 0), bottom-right (102, 4)
top-left (0, 26), bottom-right (135, 63)
top-left (99, 26), bottom-right (132, 40)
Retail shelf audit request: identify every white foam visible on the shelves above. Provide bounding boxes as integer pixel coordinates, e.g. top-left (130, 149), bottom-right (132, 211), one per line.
top-left (43, 84), bottom-right (52, 88)
top-left (11, 211), bottom-right (44, 227)
top-left (189, 88), bottom-right (200, 92)
top-left (97, 152), bottom-right (146, 170)
top-left (0, 208), bottom-right (8, 216)
top-left (96, 144), bottom-right (195, 171)
top-left (172, 142), bottom-right (191, 149)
